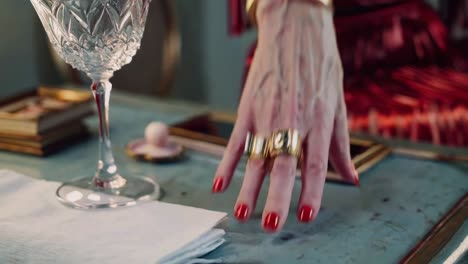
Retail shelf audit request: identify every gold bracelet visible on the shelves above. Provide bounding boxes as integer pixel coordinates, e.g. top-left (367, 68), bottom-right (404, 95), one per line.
top-left (246, 0), bottom-right (333, 26)
top-left (246, 0), bottom-right (259, 26)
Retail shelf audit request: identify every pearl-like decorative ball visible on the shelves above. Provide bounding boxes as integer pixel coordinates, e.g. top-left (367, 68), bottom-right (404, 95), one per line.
top-left (145, 122), bottom-right (170, 147)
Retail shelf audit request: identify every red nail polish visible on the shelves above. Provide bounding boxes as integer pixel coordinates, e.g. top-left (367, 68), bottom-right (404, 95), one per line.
top-left (354, 176), bottom-right (360, 186)
top-left (212, 177), bottom-right (224, 193)
top-left (354, 171), bottom-right (360, 187)
top-left (298, 205), bottom-right (314, 223)
top-left (263, 212), bottom-right (280, 232)
top-left (235, 203), bottom-right (249, 222)
top-left (351, 164), bottom-right (360, 186)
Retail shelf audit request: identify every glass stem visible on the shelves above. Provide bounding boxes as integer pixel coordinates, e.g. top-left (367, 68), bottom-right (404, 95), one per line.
top-left (91, 80), bottom-right (123, 188)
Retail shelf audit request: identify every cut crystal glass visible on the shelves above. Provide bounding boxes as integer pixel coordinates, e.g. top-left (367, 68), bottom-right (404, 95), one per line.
top-left (31, 0), bottom-right (160, 209)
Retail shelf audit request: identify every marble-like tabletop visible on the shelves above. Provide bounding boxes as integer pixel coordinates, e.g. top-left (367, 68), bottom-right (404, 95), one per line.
top-left (0, 92), bottom-right (466, 264)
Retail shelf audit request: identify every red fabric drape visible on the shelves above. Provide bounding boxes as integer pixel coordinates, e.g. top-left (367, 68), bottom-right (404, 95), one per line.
top-left (448, 0), bottom-right (468, 72)
top-left (228, 0), bottom-right (250, 35)
top-left (335, 1), bottom-right (448, 73)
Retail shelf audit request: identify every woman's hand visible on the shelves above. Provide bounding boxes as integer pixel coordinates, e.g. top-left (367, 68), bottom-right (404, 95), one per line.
top-left (212, 0), bottom-right (358, 232)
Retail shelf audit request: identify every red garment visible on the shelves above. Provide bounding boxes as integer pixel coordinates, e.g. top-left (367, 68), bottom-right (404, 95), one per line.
top-left (335, 1), bottom-right (447, 74)
top-left (448, 0), bottom-right (468, 33)
top-left (447, 0), bottom-right (468, 72)
top-left (228, 0), bottom-right (248, 35)
top-left (334, 0), bottom-right (412, 10)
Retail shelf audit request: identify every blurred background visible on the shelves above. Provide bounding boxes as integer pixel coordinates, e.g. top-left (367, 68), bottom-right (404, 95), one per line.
top-left (1, 0), bottom-right (467, 147)
top-left (0, 0), bottom-right (257, 110)
top-left (0, 0), bottom-right (448, 110)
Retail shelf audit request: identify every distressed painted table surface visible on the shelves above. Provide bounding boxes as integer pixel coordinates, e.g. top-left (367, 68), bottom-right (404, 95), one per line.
top-left (0, 92), bottom-right (467, 264)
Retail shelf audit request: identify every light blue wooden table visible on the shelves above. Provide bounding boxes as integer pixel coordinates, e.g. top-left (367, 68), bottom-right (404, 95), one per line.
top-left (0, 92), bottom-right (466, 264)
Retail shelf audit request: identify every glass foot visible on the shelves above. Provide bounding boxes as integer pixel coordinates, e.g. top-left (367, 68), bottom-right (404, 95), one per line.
top-left (56, 176), bottom-right (160, 209)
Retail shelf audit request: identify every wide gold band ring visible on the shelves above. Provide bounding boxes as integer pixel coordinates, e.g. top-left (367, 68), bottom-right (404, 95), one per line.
top-left (244, 133), bottom-right (269, 159)
top-left (268, 129), bottom-right (302, 159)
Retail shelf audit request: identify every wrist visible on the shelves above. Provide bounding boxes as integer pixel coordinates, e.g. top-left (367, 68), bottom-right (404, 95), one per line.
top-left (255, 0), bottom-right (333, 41)
top-left (249, 0), bottom-right (333, 27)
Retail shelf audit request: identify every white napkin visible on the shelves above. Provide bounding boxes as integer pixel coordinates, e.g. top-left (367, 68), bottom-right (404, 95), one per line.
top-left (0, 170), bottom-right (227, 264)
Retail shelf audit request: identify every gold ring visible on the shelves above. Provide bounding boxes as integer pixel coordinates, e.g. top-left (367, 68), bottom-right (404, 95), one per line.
top-left (244, 133), bottom-right (269, 159)
top-left (268, 129), bottom-right (302, 158)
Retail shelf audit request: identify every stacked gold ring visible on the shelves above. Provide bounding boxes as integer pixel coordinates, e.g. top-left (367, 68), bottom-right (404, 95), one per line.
top-left (244, 129), bottom-right (302, 160)
top-left (244, 132), bottom-right (269, 159)
top-left (268, 129), bottom-right (302, 159)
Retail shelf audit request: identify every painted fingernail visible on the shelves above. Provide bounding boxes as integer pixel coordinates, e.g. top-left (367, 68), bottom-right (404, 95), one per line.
top-left (298, 205), bottom-right (314, 223)
top-left (263, 212), bottom-right (280, 232)
top-left (352, 164), bottom-right (360, 187)
top-left (212, 177), bottom-right (224, 193)
top-left (235, 203), bottom-right (249, 222)
top-left (354, 171), bottom-right (360, 187)
top-left (354, 176), bottom-right (360, 186)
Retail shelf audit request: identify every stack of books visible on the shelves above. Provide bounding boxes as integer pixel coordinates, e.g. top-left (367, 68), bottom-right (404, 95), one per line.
top-left (0, 87), bottom-right (94, 156)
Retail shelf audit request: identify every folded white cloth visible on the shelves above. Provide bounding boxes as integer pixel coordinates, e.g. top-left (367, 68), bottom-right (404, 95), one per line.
top-left (0, 170), bottom-right (227, 264)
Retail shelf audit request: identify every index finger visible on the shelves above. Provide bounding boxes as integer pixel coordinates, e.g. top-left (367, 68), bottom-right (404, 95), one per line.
top-left (212, 107), bottom-right (252, 193)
